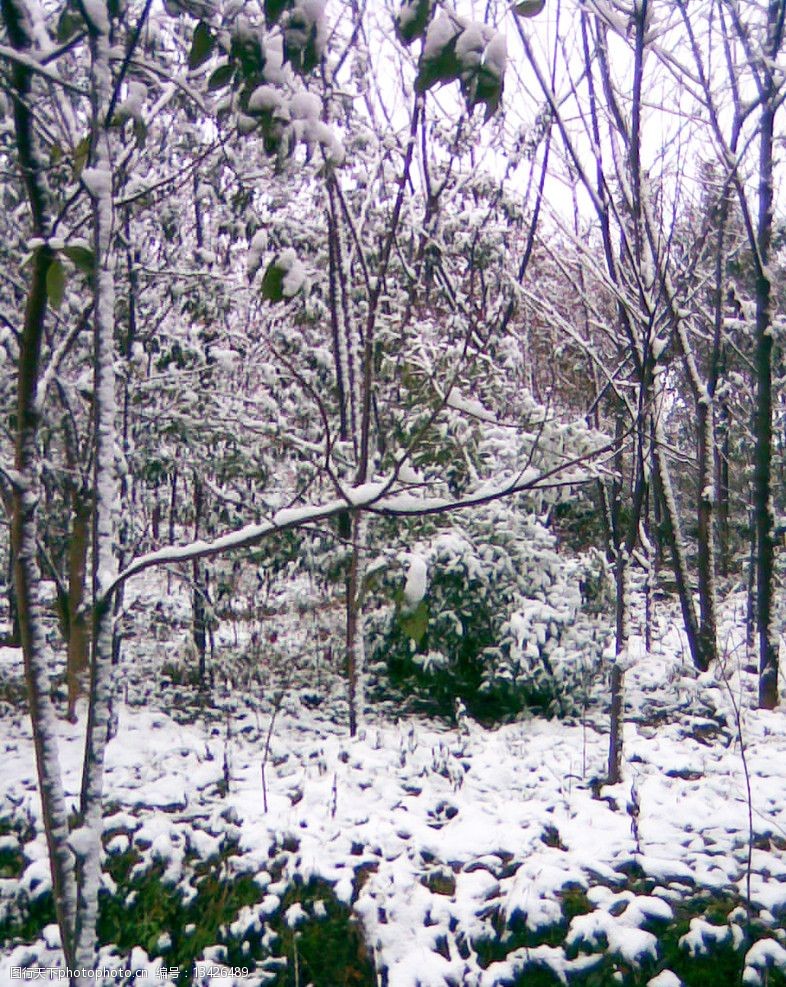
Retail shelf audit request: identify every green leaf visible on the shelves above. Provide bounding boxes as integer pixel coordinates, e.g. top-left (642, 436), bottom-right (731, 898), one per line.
top-left (188, 21), bottom-right (214, 70)
top-left (57, 7), bottom-right (84, 42)
top-left (208, 62), bottom-right (234, 91)
top-left (264, 0), bottom-right (291, 28)
top-left (260, 259), bottom-right (285, 302)
top-left (282, 15), bottom-right (321, 76)
top-left (63, 244), bottom-right (95, 276)
top-left (415, 31), bottom-right (461, 92)
top-left (514, 0), bottom-right (546, 17)
top-left (395, 0), bottom-right (433, 45)
top-left (463, 66), bottom-right (504, 122)
top-left (231, 31), bottom-right (265, 80)
top-left (133, 118), bottom-right (148, 148)
top-left (400, 600), bottom-right (429, 646)
top-left (46, 258), bottom-right (66, 311)
top-left (73, 136), bottom-right (90, 179)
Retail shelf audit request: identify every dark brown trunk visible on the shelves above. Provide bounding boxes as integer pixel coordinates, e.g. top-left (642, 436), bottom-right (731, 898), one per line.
top-left (192, 475), bottom-right (207, 683)
top-left (716, 402), bottom-right (731, 578)
top-left (2, 0), bottom-right (78, 960)
top-left (696, 400), bottom-right (717, 668)
top-left (66, 492), bottom-right (91, 720)
top-left (652, 442), bottom-right (708, 672)
top-left (345, 513), bottom-right (361, 738)
top-left (754, 58), bottom-right (779, 707)
top-left (4, 547), bottom-right (21, 647)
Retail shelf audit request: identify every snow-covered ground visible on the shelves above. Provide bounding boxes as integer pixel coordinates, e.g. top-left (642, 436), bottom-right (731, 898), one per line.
top-left (1, 595), bottom-right (786, 986)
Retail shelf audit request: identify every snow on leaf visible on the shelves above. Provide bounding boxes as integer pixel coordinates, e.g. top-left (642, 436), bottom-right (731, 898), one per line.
top-left (81, 0), bottom-right (110, 34)
top-left (63, 243), bottom-right (95, 276)
top-left (483, 31), bottom-right (507, 81)
top-left (247, 84), bottom-right (282, 114)
top-left (290, 91), bottom-right (321, 120)
top-left (260, 250), bottom-right (307, 301)
top-left (81, 166), bottom-right (112, 197)
top-left (264, 0), bottom-right (291, 28)
top-left (402, 553), bottom-right (428, 610)
top-left (417, 13), bottom-right (463, 92)
top-left (395, 0), bottom-right (433, 45)
top-left (745, 938), bottom-right (786, 972)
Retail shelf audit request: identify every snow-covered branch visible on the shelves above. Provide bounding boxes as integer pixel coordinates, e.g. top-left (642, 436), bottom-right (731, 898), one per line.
top-left (106, 439), bottom-right (613, 601)
top-left (0, 43), bottom-right (88, 93)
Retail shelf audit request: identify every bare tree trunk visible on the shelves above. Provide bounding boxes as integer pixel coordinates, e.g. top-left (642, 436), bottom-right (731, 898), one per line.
top-left (716, 405), bottom-right (731, 578)
top-left (652, 422), bottom-right (708, 672)
top-left (66, 492), bottom-right (91, 721)
top-left (168, 467), bottom-right (178, 595)
top-left (643, 485), bottom-right (654, 654)
top-left (111, 212), bottom-right (141, 674)
top-left (608, 401), bottom-right (649, 785)
top-left (747, 495), bottom-right (757, 656)
top-left (678, 0), bottom-right (784, 696)
top-left (712, 186), bottom-right (731, 582)
top-left (696, 396), bottom-right (718, 668)
top-left (1, 0), bottom-right (78, 967)
top-left (4, 543), bottom-right (21, 647)
top-left (326, 183), bottom-right (349, 443)
top-left (75, 8), bottom-right (119, 969)
top-left (754, 21), bottom-right (780, 707)
top-left (13, 248), bottom-right (79, 971)
top-left (693, 169), bottom-right (732, 668)
top-left (346, 513), bottom-right (367, 737)
top-left (192, 474), bottom-right (207, 684)
top-left (608, 551), bottom-right (628, 785)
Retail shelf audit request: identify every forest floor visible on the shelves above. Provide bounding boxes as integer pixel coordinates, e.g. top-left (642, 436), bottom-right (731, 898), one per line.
top-left (0, 581), bottom-right (785, 987)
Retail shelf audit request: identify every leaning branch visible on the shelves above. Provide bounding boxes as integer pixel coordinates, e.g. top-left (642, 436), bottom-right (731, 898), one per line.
top-left (105, 445), bottom-right (615, 602)
top-left (0, 44), bottom-right (88, 94)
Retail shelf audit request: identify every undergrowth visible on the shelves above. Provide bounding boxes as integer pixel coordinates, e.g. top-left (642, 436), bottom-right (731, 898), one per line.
top-left (1, 821), bottom-right (375, 987)
top-left (473, 877), bottom-right (786, 986)
top-left (4, 815), bottom-right (786, 985)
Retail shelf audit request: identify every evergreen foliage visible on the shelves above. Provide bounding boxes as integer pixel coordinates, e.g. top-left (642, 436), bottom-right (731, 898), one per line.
top-left (368, 504), bottom-right (611, 723)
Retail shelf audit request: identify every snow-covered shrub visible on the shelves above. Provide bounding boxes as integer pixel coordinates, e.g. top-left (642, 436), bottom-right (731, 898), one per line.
top-left (368, 502), bottom-right (611, 723)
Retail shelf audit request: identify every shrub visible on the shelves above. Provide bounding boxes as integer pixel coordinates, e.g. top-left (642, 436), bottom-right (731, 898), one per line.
top-left (368, 502), bottom-right (611, 724)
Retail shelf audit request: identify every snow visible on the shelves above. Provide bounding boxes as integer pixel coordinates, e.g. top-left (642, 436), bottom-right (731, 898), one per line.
top-left (283, 901), bottom-right (307, 927)
top-left (289, 92), bottom-right (321, 121)
top-left (445, 386), bottom-right (497, 422)
top-left (310, 121), bottom-right (345, 165)
top-left (647, 972), bottom-right (682, 987)
top-left (275, 248), bottom-right (307, 298)
top-left (396, 1), bottom-right (422, 31)
top-left (82, 167), bottom-right (112, 198)
top-left (745, 937), bottom-right (786, 970)
top-left (81, 0), bottom-right (109, 34)
top-left (455, 23), bottom-right (488, 72)
top-left (568, 909), bottom-right (659, 965)
top-left (398, 462), bottom-right (424, 485)
top-left (401, 553), bottom-right (427, 610)
top-left (4, 584), bottom-right (786, 986)
top-left (423, 13), bottom-right (462, 62)
top-left (116, 81), bottom-right (147, 122)
top-left (651, 335), bottom-right (668, 360)
top-left (285, 0), bottom-right (327, 61)
top-left (483, 32), bottom-right (507, 80)
top-left (246, 229), bottom-right (268, 278)
top-left (247, 85), bottom-right (281, 115)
